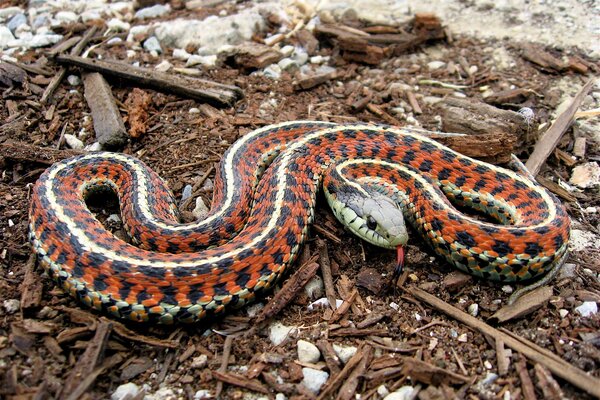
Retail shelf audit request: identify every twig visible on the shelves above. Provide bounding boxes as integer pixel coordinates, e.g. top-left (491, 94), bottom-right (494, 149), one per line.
top-left (215, 335), bottom-right (234, 398)
top-left (408, 287), bottom-right (600, 398)
top-left (56, 54), bottom-right (243, 107)
top-left (20, 254), bottom-right (42, 310)
top-left (317, 239), bottom-right (338, 311)
top-left (516, 356), bottom-right (537, 400)
top-left (336, 345), bottom-right (372, 400)
top-left (525, 78), bottom-right (596, 175)
top-left (212, 370), bottom-right (270, 394)
top-left (317, 345), bottom-right (366, 400)
top-left (64, 353), bottom-right (123, 400)
top-left (41, 26), bottom-right (98, 104)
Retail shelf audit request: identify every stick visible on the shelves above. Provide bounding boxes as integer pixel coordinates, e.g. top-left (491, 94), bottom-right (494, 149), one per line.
top-left (525, 78), bottom-right (596, 175)
top-left (56, 54), bottom-right (243, 107)
top-left (408, 287), bottom-right (600, 398)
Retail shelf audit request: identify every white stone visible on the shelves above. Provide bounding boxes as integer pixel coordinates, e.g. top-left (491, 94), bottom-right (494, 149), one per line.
top-left (85, 142), bottom-right (102, 152)
top-left (559, 309), bottom-right (569, 318)
top-left (54, 11), bottom-right (79, 23)
top-left (192, 197), bottom-right (209, 220)
top-left (154, 4), bottom-right (273, 52)
top-left (245, 302), bottom-right (263, 318)
top-left (186, 55), bottom-right (217, 67)
top-left (143, 36), bottom-right (162, 53)
top-left (275, 393), bottom-right (287, 400)
top-left (3, 299), bottom-right (20, 314)
top-left (280, 45), bottom-right (295, 57)
top-left (427, 60), bottom-right (446, 70)
top-left (64, 134), bottom-right (84, 150)
top-left (575, 301), bottom-right (598, 317)
top-left (278, 58), bottom-right (299, 72)
top-left (301, 368), bottom-right (328, 393)
top-left (468, 303), bottom-right (479, 317)
top-left (383, 386), bottom-right (415, 400)
top-left (377, 385), bottom-right (390, 397)
top-left (570, 229), bottom-right (600, 252)
top-left (310, 55), bottom-right (326, 64)
top-left (111, 383), bottom-right (139, 400)
top-left (107, 18), bottom-right (130, 32)
top-left (332, 344), bottom-right (357, 364)
top-left (0, 26), bottom-right (15, 49)
top-left (458, 333), bottom-right (468, 342)
top-left (194, 390), bottom-right (212, 400)
top-left (297, 340), bottom-right (321, 363)
top-left (269, 322), bottom-right (297, 346)
top-left (81, 11), bottom-right (102, 22)
top-left (307, 297), bottom-right (342, 311)
top-left (570, 162), bottom-right (600, 189)
top-left (127, 25), bottom-right (150, 42)
top-left (106, 214), bottom-right (121, 224)
top-left (501, 285), bottom-right (514, 293)
top-left (190, 354), bottom-right (208, 368)
top-left (7, 13), bottom-right (26, 33)
top-left (0, 7), bottom-right (22, 19)
top-left (292, 47), bottom-right (309, 65)
top-left (303, 275), bottom-right (323, 299)
top-left (262, 64), bottom-right (282, 79)
top-left (67, 75), bottom-right (81, 86)
top-left (135, 4), bottom-right (171, 19)
top-left (173, 48), bottom-right (191, 60)
top-left (155, 60), bottom-right (172, 72)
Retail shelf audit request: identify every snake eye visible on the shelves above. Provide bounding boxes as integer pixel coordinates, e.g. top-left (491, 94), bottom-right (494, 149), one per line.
top-left (366, 216), bottom-right (377, 230)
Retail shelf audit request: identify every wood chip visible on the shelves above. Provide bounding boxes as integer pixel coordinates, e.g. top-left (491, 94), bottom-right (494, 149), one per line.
top-left (212, 370), bottom-right (270, 394)
top-left (317, 345), bottom-right (366, 400)
top-left (106, 317), bottom-right (179, 348)
top-left (490, 286), bottom-right (553, 323)
top-left (20, 254), bottom-right (42, 311)
top-left (293, 70), bottom-right (337, 91)
top-left (254, 257), bottom-right (319, 326)
top-left (317, 239), bottom-right (337, 311)
top-left (336, 345), bottom-right (372, 400)
top-left (401, 357), bottom-right (469, 385)
top-left (525, 78), bottom-right (596, 175)
top-left (516, 356), bottom-right (537, 400)
top-left (496, 339), bottom-right (511, 376)
top-left (83, 72), bottom-right (128, 149)
top-left (356, 267), bottom-right (386, 293)
top-left (227, 43), bottom-right (283, 69)
top-left (534, 363), bottom-right (565, 400)
top-left (521, 44), bottom-right (567, 72)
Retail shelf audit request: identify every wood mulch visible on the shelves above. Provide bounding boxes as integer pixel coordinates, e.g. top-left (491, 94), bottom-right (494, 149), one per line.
top-left (0, 5), bottom-right (599, 400)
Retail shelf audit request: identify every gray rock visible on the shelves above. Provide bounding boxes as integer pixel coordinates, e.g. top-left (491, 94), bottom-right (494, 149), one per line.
top-left (0, 26), bottom-right (15, 48)
top-left (297, 340), bottom-right (320, 363)
top-left (64, 134), bottom-right (84, 150)
top-left (111, 383), bottom-right (140, 400)
top-left (3, 299), bottom-right (20, 314)
top-left (55, 11), bottom-right (79, 23)
top-left (135, 4), bottom-right (171, 19)
top-left (143, 36), bottom-right (162, 53)
top-left (301, 368), bottom-right (328, 393)
top-left (7, 13), bottom-right (26, 33)
top-left (383, 386), bottom-right (415, 400)
top-left (28, 34), bottom-right (63, 48)
top-left (575, 301), bottom-right (598, 317)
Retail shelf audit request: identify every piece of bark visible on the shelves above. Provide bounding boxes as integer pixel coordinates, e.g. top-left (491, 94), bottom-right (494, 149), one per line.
top-left (437, 98), bottom-right (527, 143)
top-left (490, 286), bottom-right (553, 323)
top-left (525, 78), bottom-right (596, 175)
top-left (293, 70), bottom-right (337, 91)
top-left (484, 88), bottom-right (536, 105)
top-left (516, 357), bottom-right (537, 400)
top-left (356, 268), bottom-right (386, 294)
top-left (430, 132), bottom-right (517, 164)
top-left (317, 345), bottom-right (366, 400)
top-left (20, 254), bottom-right (43, 311)
top-left (254, 257), bottom-right (319, 326)
top-left (336, 345), bottom-right (372, 400)
top-left (83, 72), bottom-right (128, 149)
top-left (64, 353), bottom-right (123, 400)
top-left (521, 44), bottom-right (567, 72)
top-left (442, 271), bottom-right (472, 292)
top-left (317, 239), bottom-right (337, 311)
top-left (401, 357), bottom-right (469, 385)
top-left (227, 43), bottom-right (283, 69)
top-left (56, 54), bottom-right (243, 107)
top-left (125, 88), bottom-right (153, 139)
top-left (496, 339), bottom-right (511, 376)
top-left (534, 363), bottom-right (565, 400)
top-left (573, 137), bottom-right (586, 158)
top-left (294, 29), bottom-right (319, 55)
top-left (60, 321), bottom-right (112, 398)
top-left (408, 287), bottom-right (600, 398)
top-left (212, 370), bottom-right (270, 394)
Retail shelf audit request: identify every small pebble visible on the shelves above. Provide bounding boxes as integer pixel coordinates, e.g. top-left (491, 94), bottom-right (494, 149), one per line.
top-left (135, 4), bottom-right (171, 20)
top-left (192, 197), bottom-right (209, 220)
top-left (484, 360), bottom-right (493, 369)
top-left (194, 390), bottom-right (212, 400)
top-left (64, 134), bottom-right (84, 150)
top-left (501, 285), bottom-right (513, 294)
top-left (377, 385), bottom-right (390, 397)
top-left (186, 55), bottom-right (217, 67)
top-left (275, 393), bottom-right (287, 400)
top-left (301, 368), bottom-right (328, 393)
top-left (269, 322), bottom-right (297, 346)
top-left (190, 354), bottom-right (208, 368)
top-left (575, 301), bottom-right (598, 317)
top-left (332, 344), bottom-right (357, 364)
top-left (3, 299), bottom-right (20, 314)
top-left (111, 383), bottom-right (140, 400)
top-left (54, 11), bottom-right (79, 23)
top-left (173, 48), bottom-right (191, 60)
top-left (107, 18), bottom-right (130, 32)
top-left (155, 60), bottom-right (172, 72)
top-left (106, 214), bottom-right (122, 224)
top-left (278, 58), bottom-right (299, 72)
top-left (304, 275), bottom-right (323, 299)
top-left (468, 303), bottom-right (479, 317)
top-left (181, 184), bottom-right (193, 202)
top-left (0, 26), bottom-right (15, 48)
top-left (297, 339), bottom-right (320, 363)
top-left (458, 333), bottom-right (468, 342)
top-left (245, 302), bottom-right (263, 318)
top-left (559, 309), bottom-right (569, 318)
top-left (143, 36), bottom-right (162, 53)
top-left (7, 13), bottom-right (26, 33)
top-left (427, 60), bottom-right (446, 70)
top-left (67, 75), bottom-right (80, 86)
top-left (389, 302), bottom-right (399, 311)
top-left (383, 386), bottom-right (415, 400)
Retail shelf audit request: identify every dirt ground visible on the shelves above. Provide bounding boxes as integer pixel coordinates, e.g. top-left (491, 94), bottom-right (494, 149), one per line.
top-left (0, 3), bottom-right (599, 400)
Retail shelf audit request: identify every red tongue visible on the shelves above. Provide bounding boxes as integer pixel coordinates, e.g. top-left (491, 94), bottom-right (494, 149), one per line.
top-left (397, 246), bottom-right (405, 270)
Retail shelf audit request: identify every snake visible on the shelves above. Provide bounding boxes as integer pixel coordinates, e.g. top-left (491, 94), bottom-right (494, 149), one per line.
top-left (28, 122), bottom-right (571, 324)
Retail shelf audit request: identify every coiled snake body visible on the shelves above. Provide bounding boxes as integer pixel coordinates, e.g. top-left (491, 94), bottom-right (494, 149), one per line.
top-left (29, 122), bottom-right (570, 324)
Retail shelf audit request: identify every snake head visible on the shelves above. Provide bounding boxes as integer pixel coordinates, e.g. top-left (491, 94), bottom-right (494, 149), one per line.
top-left (325, 182), bottom-right (408, 250)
